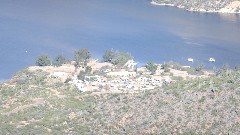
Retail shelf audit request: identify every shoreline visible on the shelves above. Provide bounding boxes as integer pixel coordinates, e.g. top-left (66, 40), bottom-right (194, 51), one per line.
top-left (151, 1), bottom-right (240, 14)
top-left (0, 79), bottom-right (8, 83)
top-left (150, 1), bottom-right (174, 7)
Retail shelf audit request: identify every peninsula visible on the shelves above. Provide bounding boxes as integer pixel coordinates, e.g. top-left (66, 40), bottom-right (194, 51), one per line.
top-left (1, 49), bottom-right (240, 134)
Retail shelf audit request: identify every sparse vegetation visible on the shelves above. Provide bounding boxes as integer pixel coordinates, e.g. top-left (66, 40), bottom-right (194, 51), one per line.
top-left (4, 48), bottom-right (240, 134)
top-left (0, 67), bottom-right (240, 134)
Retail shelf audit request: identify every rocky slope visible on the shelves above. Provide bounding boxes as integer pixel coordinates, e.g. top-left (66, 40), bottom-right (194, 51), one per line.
top-left (0, 68), bottom-right (240, 134)
top-left (152, 0), bottom-right (240, 13)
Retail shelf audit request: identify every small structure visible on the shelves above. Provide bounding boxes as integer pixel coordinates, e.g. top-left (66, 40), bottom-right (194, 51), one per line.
top-left (187, 58), bottom-right (194, 62)
top-left (76, 83), bottom-right (87, 92)
top-left (50, 72), bottom-right (68, 78)
top-left (124, 59), bottom-right (138, 70)
top-left (209, 58), bottom-right (216, 62)
top-left (182, 66), bottom-right (191, 68)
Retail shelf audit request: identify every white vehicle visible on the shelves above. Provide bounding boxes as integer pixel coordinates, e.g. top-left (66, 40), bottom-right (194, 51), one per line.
top-left (209, 58), bottom-right (215, 62)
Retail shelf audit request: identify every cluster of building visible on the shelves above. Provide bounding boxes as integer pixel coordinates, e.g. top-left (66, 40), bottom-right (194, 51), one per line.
top-left (50, 60), bottom-right (164, 92)
top-left (68, 72), bottom-right (165, 92)
top-left (29, 59), bottom-right (210, 93)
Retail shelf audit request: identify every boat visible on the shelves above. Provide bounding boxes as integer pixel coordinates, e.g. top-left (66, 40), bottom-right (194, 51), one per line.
top-left (187, 58), bottom-right (194, 62)
top-left (209, 58), bottom-right (215, 62)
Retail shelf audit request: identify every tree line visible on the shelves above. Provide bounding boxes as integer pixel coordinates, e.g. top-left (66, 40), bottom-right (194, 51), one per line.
top-left (35, 48), bottom-right (133, 68)
top-left (35, 48), bottom-right (168, 75)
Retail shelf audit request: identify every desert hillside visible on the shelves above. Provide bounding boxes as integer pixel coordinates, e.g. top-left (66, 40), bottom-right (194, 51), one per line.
top-left (0, 67), bottom-right (240, 134)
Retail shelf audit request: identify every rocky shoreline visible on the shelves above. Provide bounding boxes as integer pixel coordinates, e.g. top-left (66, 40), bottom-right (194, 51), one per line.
top-left (151, 0), bottom-right (240, 14)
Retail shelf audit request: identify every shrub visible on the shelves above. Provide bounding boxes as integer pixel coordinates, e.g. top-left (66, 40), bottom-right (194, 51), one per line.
top-left (145, 61), bottom-right (158, 75)
top-left (103, 49), bottom-right (132, 67)
top-left (64, 78), bottom-right (72, 83)
top-left (164, 68), bottom-right (170, 72)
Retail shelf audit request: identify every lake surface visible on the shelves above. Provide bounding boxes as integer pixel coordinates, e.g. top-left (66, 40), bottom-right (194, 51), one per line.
top-left (1, 0), bottom-right (240, 80)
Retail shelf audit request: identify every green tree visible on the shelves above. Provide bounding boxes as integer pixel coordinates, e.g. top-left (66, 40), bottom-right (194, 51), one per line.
top-left (111, 52), bottom-right (132, 67)
top-left (74, 48), bottom-right (91, 68)
top-left (103, 50), bottom-right (117, 62)
top-left (53, 55), bottom-right (69, 67)
top-left (145, 61), bottom-right (158, 75)
top-left (36, 55), bottom-right (51, 66)
top-left (161, 63), bottom-right (170, 72)
top-left (102, 49), bottom-right (132, 67)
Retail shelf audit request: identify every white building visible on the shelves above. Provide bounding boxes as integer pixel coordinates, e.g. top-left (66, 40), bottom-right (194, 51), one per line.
top-left (107, 71), bottom-right (136, 77)
top-left (50, 72), bottom-right (68, 78)
top-left (124, 59), bottom-right (138, 70)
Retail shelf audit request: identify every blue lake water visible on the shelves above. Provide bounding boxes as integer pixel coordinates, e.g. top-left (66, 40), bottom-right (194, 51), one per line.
top-left (1, 0), bottom-right (240, 80)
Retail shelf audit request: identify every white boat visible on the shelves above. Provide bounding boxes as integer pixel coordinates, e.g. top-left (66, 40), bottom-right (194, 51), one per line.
top-left (209, 58), bottom-right (215, 62)
top-left (187, 58), bottom-right (194, 62)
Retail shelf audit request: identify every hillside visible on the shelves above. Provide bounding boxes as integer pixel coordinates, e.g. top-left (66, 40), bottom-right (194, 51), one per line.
top-left (0, 68), bottom-right (240, 134)
top-left (152, 0), bottom-right (240, 13)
